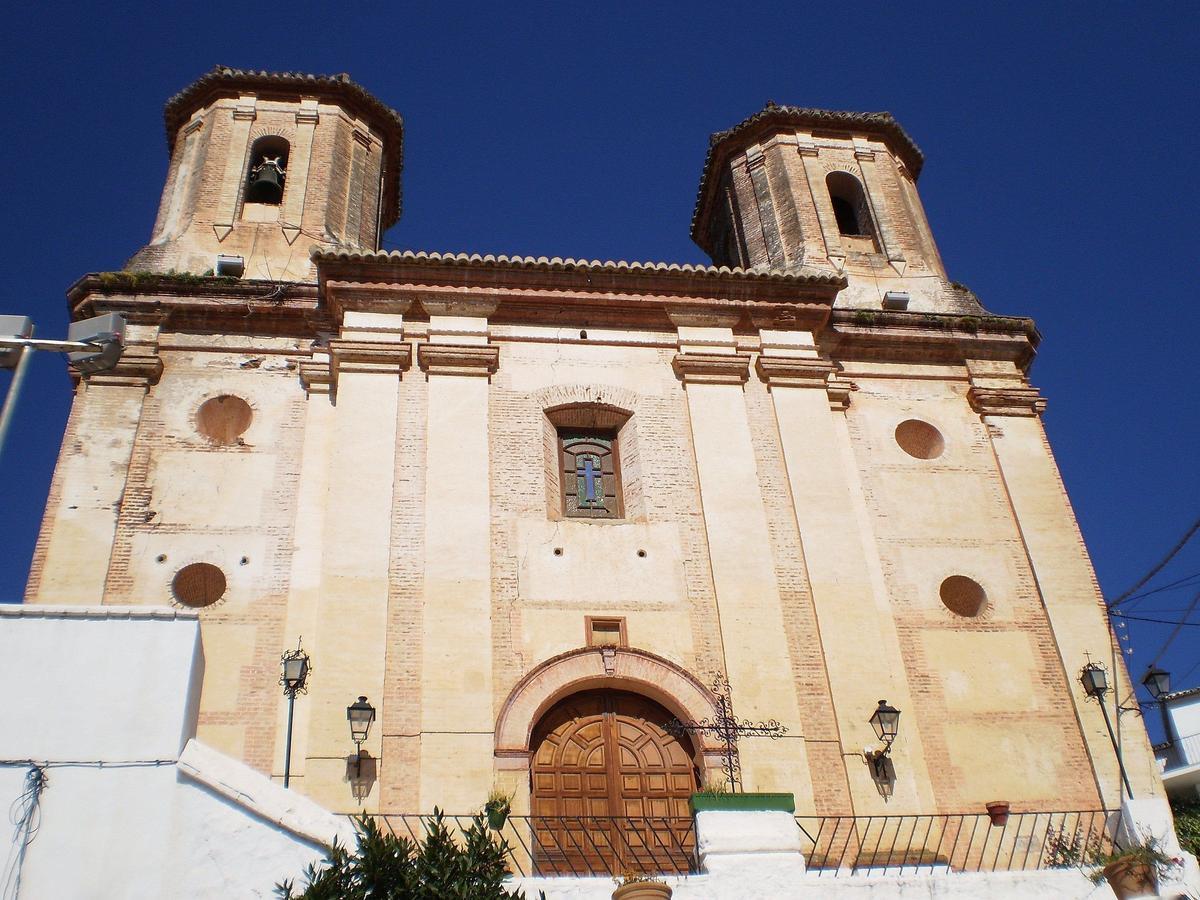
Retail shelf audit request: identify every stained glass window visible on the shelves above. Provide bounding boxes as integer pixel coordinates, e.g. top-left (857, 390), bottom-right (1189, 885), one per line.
top-left (559, 430), bottom-right (621, 519)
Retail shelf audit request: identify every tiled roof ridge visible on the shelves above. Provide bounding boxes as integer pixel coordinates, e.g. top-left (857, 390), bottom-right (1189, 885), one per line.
top-left (162, 65), bottom-right (404, 227)
top-left (691, 104), bottom-right (925, 254)
top-left (314, 248), bottom-right (846, 285)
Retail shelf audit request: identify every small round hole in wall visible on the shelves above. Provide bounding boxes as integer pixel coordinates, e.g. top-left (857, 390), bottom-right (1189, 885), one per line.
top-left (637, 549), bottom-right (647, 558)
top-left (895, 419), bottom-right (945, 460)
top-left (239, 556), bottom-right (250, 566)
top-left (156, 554), bottom-right (167, 564)
top-left (939, 576), bottom-right (987, 617)
top-left (196, 395), bottom-right (253, 446)
top-left (553, 547), bottom-right (564, 556)
top-left (172, 563), bottom-right (227, 608)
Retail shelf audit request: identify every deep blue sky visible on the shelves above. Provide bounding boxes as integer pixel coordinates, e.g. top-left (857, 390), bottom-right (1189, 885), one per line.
top-left (1, 3), bottom-right (1197, 737)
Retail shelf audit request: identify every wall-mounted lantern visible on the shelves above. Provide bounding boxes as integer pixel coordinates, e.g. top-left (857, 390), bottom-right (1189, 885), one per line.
top-left (347, 696), bottom-right (376, 775)
top-left (868, 699), bottom-right (901, 778)
top-left (1141, 665), bottom-right (1170, 702)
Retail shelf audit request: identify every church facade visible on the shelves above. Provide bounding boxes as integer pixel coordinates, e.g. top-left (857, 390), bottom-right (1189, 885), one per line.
top-left (25, 66), bottom-right (1162, 855)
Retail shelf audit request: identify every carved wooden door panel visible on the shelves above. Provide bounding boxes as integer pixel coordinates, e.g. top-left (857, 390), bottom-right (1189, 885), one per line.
top-left (530, 690), bottom-right (696, 875)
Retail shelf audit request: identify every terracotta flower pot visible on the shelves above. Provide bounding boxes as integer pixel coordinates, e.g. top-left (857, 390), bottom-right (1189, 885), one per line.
top-left (612, 882), bottom-right (672, 900)
top-left (985, 801), bottom-right (1010, 826)
top-left (1102, 857), bottom-right (1155, 900)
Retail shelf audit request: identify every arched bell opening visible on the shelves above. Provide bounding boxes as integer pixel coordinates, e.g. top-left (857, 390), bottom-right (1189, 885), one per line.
top-left (826, 171), bottom-right (878, 246)
top-left (244, 136), bottom-right (290, 206)
top-left (528, 688), bottom-right (698, 876)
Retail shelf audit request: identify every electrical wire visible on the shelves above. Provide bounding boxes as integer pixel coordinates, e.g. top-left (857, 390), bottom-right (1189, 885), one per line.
top-left (1108, 515), bottom-right (1200, 609)
top-left (2, 765), bottom-right (46, 900)
top-left (1113, 613), bottom-right (1200, 627)
top-left (1118, 570), bottom-right (1200, 609)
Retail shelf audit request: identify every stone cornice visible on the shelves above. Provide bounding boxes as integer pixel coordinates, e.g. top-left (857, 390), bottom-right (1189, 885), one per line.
top-left (416, 342), bottom-right (499, 377)
top-left (968, 386), bottom-right (1047, 417)
top-left (672, 352), bottom-right (751, 385)
top-left (754, 354), bottom-right (835, 388)
top-left (298, 356), bottom-right (332, 395)
top-left (328, 338), bottom-right (411, 379)
top-left (755, 354), bottom-right (854, 409)
top-left (83, 344), bottom-right (163, 388)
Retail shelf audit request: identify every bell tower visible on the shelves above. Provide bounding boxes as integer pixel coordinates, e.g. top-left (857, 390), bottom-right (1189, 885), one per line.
top-left (128, 66), bottom-right (403, 282)
top-left (692, 104), bottom-right (980, 313)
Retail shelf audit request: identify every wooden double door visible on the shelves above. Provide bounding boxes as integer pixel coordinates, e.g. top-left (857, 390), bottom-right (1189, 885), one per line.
top-left (530, 690), bottom-right (697, 875)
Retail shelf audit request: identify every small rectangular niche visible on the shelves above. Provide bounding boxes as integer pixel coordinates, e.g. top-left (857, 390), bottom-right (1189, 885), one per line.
top-left (585, 616), bottom-right (627, 648)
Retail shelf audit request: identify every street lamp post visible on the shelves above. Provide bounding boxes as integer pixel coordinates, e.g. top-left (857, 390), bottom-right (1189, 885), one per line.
top-left (279, 641), bottom-right (311, 789)
top-left (1080, 660), bottom-right (1134, 798)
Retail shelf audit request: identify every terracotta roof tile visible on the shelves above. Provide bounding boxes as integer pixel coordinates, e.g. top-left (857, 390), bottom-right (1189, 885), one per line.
top-left (313, 248), bottom-right (847, 286)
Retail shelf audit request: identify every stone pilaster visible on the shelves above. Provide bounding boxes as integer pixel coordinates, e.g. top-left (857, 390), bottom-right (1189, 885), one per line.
top-left (853, 138), bottom-right (906, 270)
top-left (25, 327), bottom-right (162, 605)
top-left (212, 94), bottom-right (257, 240)
top-left (673, 328), bottom-right (813, 802)
top-left (966, 359), bottom-right (1161, 807)
top-left (301, 311), bottom-right (409, 812)
top-left (417, 314), bottom-right (498, 810)
top-left (759, 330), bottom-right (936, 815)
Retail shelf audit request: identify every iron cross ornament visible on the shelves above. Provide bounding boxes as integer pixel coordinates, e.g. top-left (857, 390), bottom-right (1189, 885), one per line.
top-left (664, 673), bottom-right (787, 792)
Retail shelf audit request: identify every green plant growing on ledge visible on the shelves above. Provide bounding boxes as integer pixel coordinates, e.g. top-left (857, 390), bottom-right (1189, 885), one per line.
top-left (852, 310), bottom-right (877, 326)
top-left (96, 269), bottom-right (242, 290)
top-left (276, 810), bottom-right (536, 899)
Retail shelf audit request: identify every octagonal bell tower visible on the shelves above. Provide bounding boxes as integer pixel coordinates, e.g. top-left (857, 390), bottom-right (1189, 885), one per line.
top-left (128, 66), bottom-right (403, 282)
top-left (692, 104), bottom-right (980, 313)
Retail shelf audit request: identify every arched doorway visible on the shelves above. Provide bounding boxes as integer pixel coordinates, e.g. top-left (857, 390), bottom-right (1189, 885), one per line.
top-left (530, 690), bottom-right (697, 875)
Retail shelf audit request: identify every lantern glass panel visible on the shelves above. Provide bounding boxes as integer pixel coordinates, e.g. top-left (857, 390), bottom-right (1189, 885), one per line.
top-left (1142, 667), bottom-right (1170, 700)
top-left (347, 697), bottom-right (376, 743)
top-left (869, 701), bottom-right (901, 742)
top-left (1081, 665), bottom-right (1108, 697)
top-left (283, 655), bottom-right (308, 688)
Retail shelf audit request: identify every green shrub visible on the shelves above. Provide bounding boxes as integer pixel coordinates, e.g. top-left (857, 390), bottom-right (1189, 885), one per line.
top-left (1171, 797), bottom-right (1200, 858)
top-left (276, 810), bottom-right (535, 899)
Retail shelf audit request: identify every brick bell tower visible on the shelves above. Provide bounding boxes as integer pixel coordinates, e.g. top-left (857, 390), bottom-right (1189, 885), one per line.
top-left (128, 66), bottom-right (403, 282)
top-left (692, 104), bottom-right (979, 314)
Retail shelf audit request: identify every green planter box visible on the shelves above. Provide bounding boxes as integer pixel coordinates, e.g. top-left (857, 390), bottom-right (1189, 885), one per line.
top-left (690, 792), bottom-right (795, 813)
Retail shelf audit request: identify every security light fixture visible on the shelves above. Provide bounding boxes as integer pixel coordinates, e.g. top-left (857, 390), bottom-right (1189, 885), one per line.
top-left (0, 312), bottom-right (128, 465)
top-left (1141, 666), bottom-right (1170, 701)
top-left (66, 312), bottom-right (126, 375)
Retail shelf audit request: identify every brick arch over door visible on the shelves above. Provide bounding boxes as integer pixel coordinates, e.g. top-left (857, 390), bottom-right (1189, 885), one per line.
top-left (495, 647), bottom-right (724, 761)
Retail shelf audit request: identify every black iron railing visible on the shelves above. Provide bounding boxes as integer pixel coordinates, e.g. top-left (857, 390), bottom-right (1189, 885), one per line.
top-left (377, 814), bottom-right (696, 878)
top-left (794, 809), bottom-right (1119, 876)
top-left (368, 808), bottom-right (1117, 879)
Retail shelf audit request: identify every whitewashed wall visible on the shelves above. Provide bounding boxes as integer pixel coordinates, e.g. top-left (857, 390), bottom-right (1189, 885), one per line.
top-left (0, 607), bottom-right (348, 899)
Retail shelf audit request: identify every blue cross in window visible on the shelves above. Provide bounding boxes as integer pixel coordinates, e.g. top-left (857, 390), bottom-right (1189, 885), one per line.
top-left (577, 455), bottom-right (601, 506)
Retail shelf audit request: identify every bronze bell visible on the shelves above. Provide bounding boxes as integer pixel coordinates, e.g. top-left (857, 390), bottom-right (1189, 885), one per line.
top-left (246, 160), bottom-right (284, 204)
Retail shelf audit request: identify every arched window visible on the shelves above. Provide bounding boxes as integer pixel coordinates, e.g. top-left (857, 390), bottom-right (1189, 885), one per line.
top-left (826, 172), bottom-right (876, 239)
top-left (244, 136), bottom-right (290, 205)
top-left (559, 431), bottom-right (621, 519)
